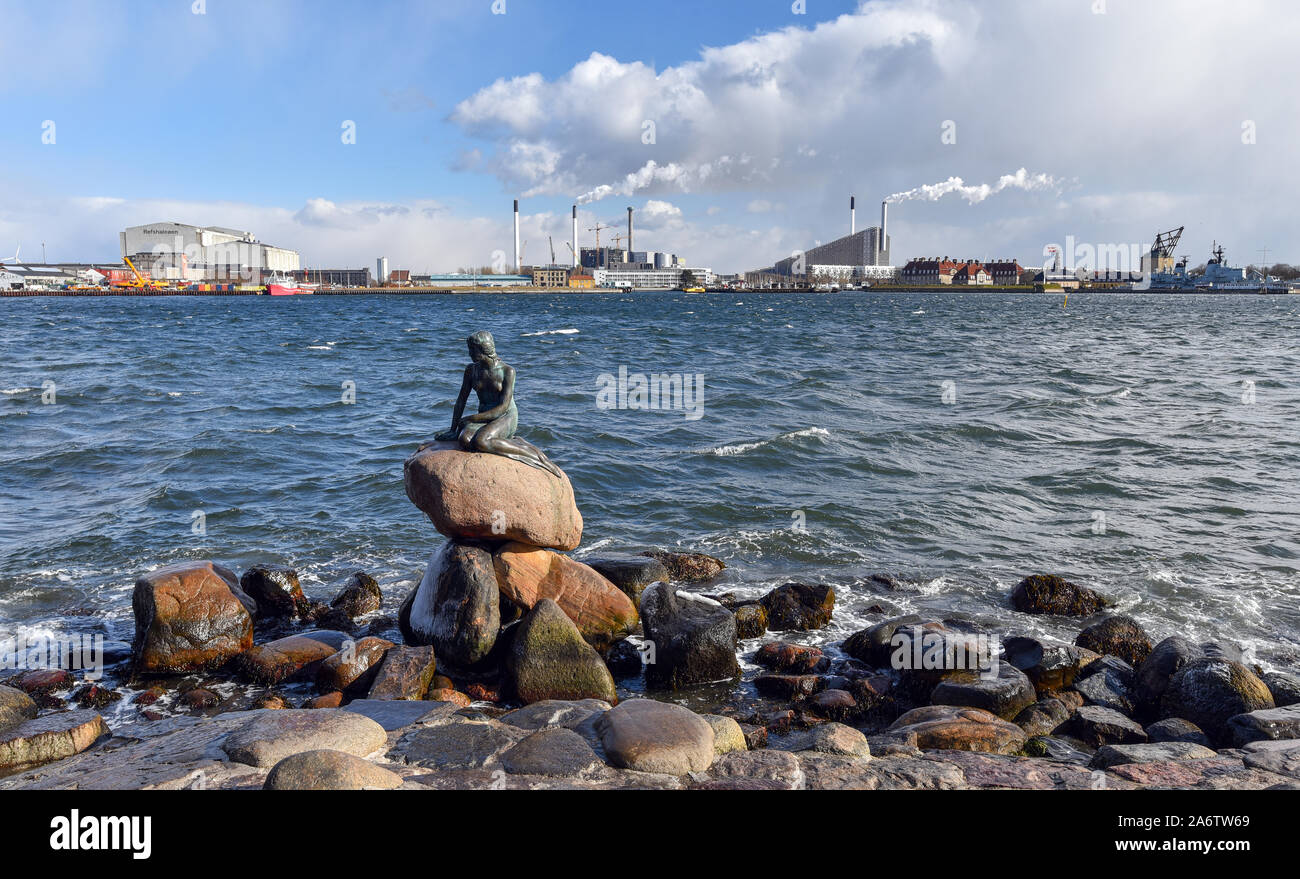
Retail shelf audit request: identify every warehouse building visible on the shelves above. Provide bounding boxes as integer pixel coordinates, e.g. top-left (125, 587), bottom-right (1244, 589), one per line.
top-left (294, 267), bottom-right (373, 287)
top-left (0, 264), bottom-right (81, 290)
top-left (120, 222), bottom-right (300, 281)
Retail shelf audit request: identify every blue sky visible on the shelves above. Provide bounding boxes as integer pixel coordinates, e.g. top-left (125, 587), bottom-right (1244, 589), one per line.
top-left (2, 0), bottom-right (1298, 272)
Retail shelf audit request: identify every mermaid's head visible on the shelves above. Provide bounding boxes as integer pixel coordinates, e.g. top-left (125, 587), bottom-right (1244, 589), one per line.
top-left (467, 330), bottom-right (496, 363)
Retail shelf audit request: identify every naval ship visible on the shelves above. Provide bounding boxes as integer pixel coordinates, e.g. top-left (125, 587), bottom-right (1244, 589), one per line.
top-left (1145, 238), bottom-right (1292, 293)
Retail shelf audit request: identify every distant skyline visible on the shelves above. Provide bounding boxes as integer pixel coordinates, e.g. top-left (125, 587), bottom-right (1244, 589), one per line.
top-left (2, 0), bottom-right (1298, 274)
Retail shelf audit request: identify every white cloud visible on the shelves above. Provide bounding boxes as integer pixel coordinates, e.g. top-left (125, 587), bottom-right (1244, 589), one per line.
top-left (449, 0), bottom-right (1300, 268)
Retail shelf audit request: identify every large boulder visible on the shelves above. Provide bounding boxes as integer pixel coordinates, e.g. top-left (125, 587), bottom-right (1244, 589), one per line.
top-left (404, 443), bottom-right (582, 551)
top-left (755, 641), bottom-right (830, 674)
top-left (239, 564), bottom-right (306, 619)
top-left (0, 710), bottom-right (108, 772)
top-left (131, 561), bottom-right (255, 675)
top-left (584, 554), bottom-right (669, 606)
top-left (841, 614), bottom-right (924, 668)
top-left (638, 583), bottom-right (741, 690)
top-left (1066, 705), bottom-right (1147, 747)
top-left (1227, 704), bottom-right (1300, 747)
top-left (493, 543), bottom-right (636, 648)
top-left (596, 699), bottom-right (715, 774)
top-left (639, 549), bottom-right (725, 582)
top-left (506, 599), bottom-right (617, 704)
top-left (1010, 574), bottom-right (1108, 616)
top-left (1263, 671), bottom-right (1300, 707)
top-left (1090, 741), bottom-right (1217, 769)
top-left (1014, 643), bottom-right (1100, 694)
top-left (500, 727), bottom-right (604, 776)
top-left (1072, 658), bottom-right (1136, 715)
top-left (1160, 657), bottom-right (1273, 746)
top-left (234, 630), bottom-right (352, 685)
top-left (885, 705), bottom-right (1027, 754)
top-left (1144, 717), bottom-right (1211, 746)
top-left (366, 646), bottom-right (438, 700)
top-left (1013, 697), bottom-right (1071, 737)
top-left (221, 709), bottom-right (387, 768)
top-left (264, 749), bottom-right (403, 790)
top-left (0, 685), bottom-right (38, 733)
top-left (759, 582), bottom-right (835, 631)
top-left (1134, 636), bottom-right (1201, 717)
top-left (930, 663), bottom-right (1037, 720)
top-left (399, 543), bottom-right (500, 666)
top-left (1074, 615), bottom-right (1152, 667)
top-left (330, 572), bottom-right (382, 618)
top-left (315, 636), bottom-right (394, 694)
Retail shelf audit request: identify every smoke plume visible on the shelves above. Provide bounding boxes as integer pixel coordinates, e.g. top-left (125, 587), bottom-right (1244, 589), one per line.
top-left (886, 167), bottom-right (1059, 204)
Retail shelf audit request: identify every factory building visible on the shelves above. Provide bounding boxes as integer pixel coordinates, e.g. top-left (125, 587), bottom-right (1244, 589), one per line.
top-left (120, 222), bottom-right (299, 281)
top-left (593, 266), bottom-right (715, 289)
top-left (580, 247), bottom-right (681, 271)
top-left (292, 268), bottom-right (372, 287)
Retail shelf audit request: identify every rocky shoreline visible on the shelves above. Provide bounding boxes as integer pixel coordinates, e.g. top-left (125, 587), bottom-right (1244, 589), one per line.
top-left (3, 446), bottom-right (1299, 790)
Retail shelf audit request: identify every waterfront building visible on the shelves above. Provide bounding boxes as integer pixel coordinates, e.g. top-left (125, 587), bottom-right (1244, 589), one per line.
top-left (952, 260), bottom-right (992, 285)
top-left (593, 266), bottom-right (714, 289)
top-left (568, 272), bottom-right (596, 289)
top-left (771, 226), bottom-right (891, 276)
top-left (0, 264), bottom-right (81, 290)
top-left (899, 257), bottom-right (964, 284)
top-left (420, 273), bottom-right (533, 287)
top-left (984, 260), bottom-right (1027, 285)
top-left (120, 222), bottom-right (299, 281)
top-left (294, 267), bottom-right (374, 287)
top-left (532, 266), bottom-right (571, 287)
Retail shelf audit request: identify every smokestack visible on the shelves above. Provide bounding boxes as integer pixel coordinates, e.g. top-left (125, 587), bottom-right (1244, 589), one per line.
top-left (571, 205), bottom-right (578, 268)
top-left (513, 199), bottom-right (520, 271)
top-left (627, 206), bottom-right (634, 253)
top-left (850, 195), bottom-right (856, 235)
top-left (881, 201), bottom-right (888, 252)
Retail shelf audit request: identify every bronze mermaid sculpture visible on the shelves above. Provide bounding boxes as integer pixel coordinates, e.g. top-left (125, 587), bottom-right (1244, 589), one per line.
top-left (423, 330), bottom-right (563, 478)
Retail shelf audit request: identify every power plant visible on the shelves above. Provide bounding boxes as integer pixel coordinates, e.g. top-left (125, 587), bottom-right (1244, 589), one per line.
top-left (756, 192), bottom-right (894, 285)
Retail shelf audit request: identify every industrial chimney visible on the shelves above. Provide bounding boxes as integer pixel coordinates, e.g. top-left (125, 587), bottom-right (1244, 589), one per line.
top-left (880, 201), bottom-right (888, 252)
top-left (571, 205), bottom-right (578, 268)
top-left (513, 199), bottom-right (520, 271)
top-left (850, 196), bottom-right (856, 235)
top-left (626, 206), bottom-right (634, 253)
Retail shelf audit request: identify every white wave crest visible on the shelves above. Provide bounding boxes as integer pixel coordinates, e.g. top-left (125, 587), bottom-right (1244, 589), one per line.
top-left (703, 427), bottom-right (830, 456)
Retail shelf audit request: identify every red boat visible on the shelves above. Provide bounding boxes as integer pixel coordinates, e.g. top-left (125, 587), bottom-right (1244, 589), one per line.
top-left (265, 274), bottom-right (315, 296)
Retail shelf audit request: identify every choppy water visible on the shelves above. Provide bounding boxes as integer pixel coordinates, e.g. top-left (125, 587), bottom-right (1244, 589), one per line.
top-left (4, 291), bottom-right (1300, 693)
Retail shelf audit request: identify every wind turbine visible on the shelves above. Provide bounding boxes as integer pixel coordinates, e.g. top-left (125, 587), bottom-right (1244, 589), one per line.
top-left (0, 245), bottom-right (20, 264)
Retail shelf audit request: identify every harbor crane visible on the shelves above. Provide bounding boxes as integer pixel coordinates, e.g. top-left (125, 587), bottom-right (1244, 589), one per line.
top-left (587, 222), bottom-right (612, 249)
top-left (548, 235), bottom-right (556, 266)
top-left (1154, 224), bottom-right (1185, 258)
